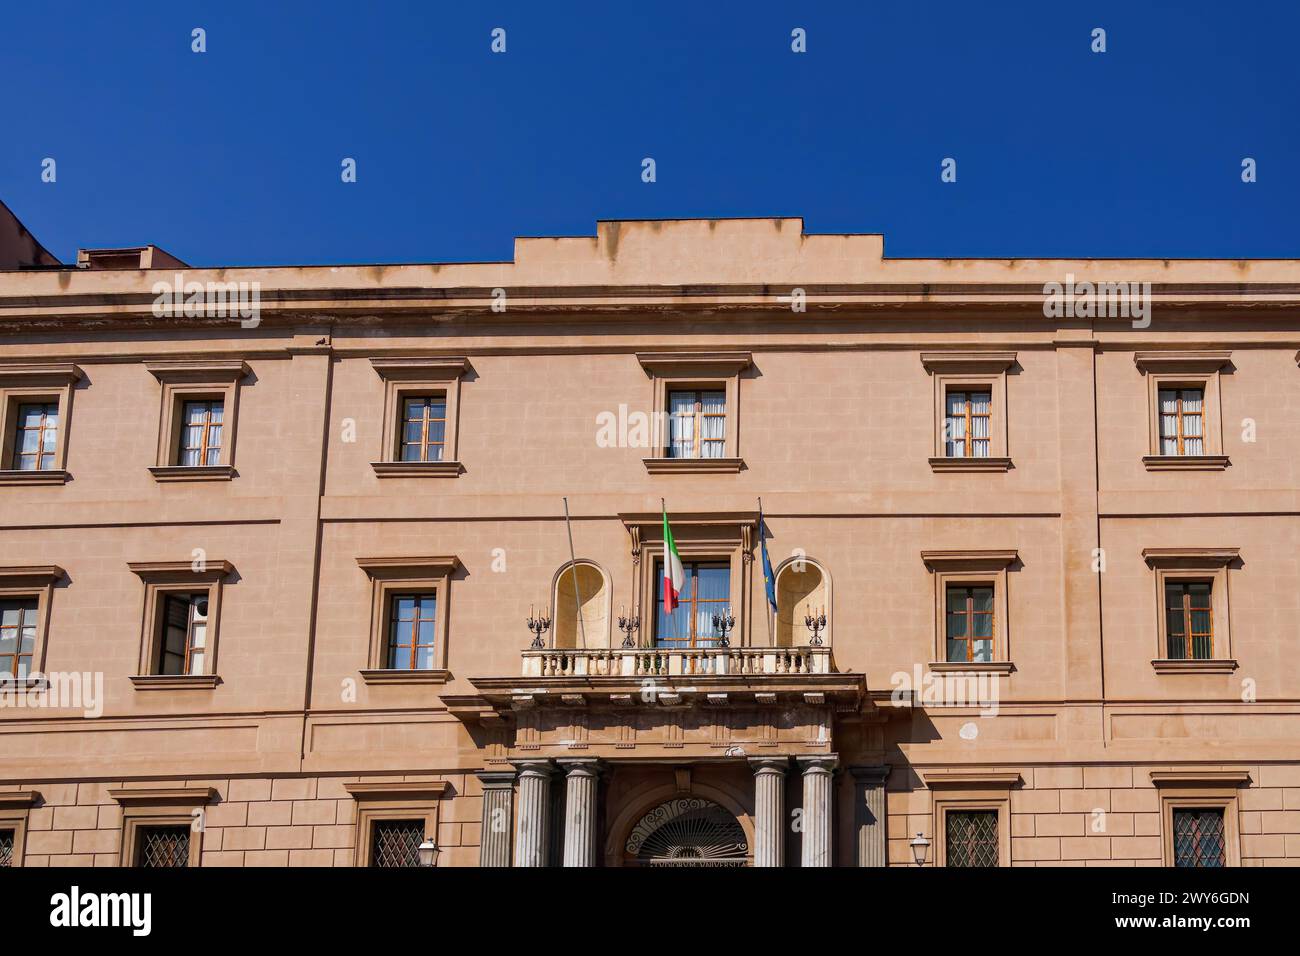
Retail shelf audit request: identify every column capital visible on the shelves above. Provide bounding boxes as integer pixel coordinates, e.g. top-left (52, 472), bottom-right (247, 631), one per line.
top-left (476, 770), bottom-right (517, 791)
top-left (748, 756), bottom-right (790, 775)
top-left (796, 754), bottom-right (839, 775)
top-left (557, 757), bottom-right (604, 778)
top-left (847, 764), bottom-right (890, 785)
top-left (510, 759), bottom-right (555, 779)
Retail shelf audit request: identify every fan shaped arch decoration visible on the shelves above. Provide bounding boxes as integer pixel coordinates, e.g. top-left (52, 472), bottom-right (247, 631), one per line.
top-left (624, 797), bottom-right (749, 866)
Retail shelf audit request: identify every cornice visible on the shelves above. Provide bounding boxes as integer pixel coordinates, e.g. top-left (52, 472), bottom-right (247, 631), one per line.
top-left (1133, 350), bottom-right (1232, 373)
top-left (1150, 770), bottom-right (1251, 787)
top-left (145, 359), bottom-right (250, 383)
top-left (0, 363), bottom-right (83, 387)
top-left (356, 555), bottom-right (460, 578)
top-left (126, 560), bottom-right (235, 581)
top-left (108, 787), bottom-right (219, 806)
top-left (920, 351), bottom-right (1017, 374)
top-left (920, 770), bottom-right (1023, 788)
top-left (0, 565), bottom-right (65, 586)
top-left (1142, 548), bottom-right (1239, 569)
top-left (921, 550), bottom-right (1018, 571)
top-left (369, 356), bottom-right (470, 380)
top-left (343, 781), bottom-right (451, 800)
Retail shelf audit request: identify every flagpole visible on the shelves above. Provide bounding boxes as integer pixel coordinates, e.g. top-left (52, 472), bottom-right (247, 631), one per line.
top-left (759, 497), bottom-right (774, 646)
top-left (562, 497), bottom-right (587, 649)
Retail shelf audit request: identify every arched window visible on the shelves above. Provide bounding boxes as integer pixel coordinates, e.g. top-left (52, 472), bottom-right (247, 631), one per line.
top-left (551, 561), bottom-right (612, 648)
top-left (773, 557), bottom-right (830, 647)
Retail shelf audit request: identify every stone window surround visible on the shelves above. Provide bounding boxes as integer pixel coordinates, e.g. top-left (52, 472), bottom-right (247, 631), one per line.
top-left (110, 786), bottom-right (217, 867)
top-left (921, 770), bottom-right (1020, 868)
top-left (369, 356), bottom-right (468, 478)
top-left (1151, 770), bottom-right (1248, 867)
top-left (0, 790), bottom-right (41, 867)
top-left (0, 566), bottom-right (64, 688)
top-left (624, 512), bottom-right (755, 647)
top-left (356, 555), bottom-right (459, 684)
top-left (1134, 351), bottom-right (1231, 471)
top-left (636, 352), bottom-right (750, 475)
top-left (921, 551), bottom-right (1018, 673)
top-left (0, 363), bottom-right (83, 486)
top-left (127, 560), bottom-right (234, 690)
top-left (344, 781), bottom-right (450, 867)
top-left (920, 352), bottom-right (1015, 473)
top-left (146, 360), bottom-right (249, 482)
top-left (1143, 548), bottom-right (1238, 674)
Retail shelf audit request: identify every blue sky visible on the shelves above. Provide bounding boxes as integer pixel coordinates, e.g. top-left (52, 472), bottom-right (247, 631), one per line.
top-left (2, 1), bottom-right (1296, 265)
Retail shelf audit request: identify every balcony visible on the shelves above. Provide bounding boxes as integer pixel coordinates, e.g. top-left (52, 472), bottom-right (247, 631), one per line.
top-left (521, 645), bottom-right (834, 678)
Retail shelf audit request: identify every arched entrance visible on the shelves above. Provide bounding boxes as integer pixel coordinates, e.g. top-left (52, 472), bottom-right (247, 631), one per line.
top-left (622, 797), bottom-right (749, 867)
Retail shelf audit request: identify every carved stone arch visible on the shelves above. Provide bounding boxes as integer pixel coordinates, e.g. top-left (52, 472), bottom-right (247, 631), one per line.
top-left (772, 554), bottom-right (832, 647)
top-left (550, 559), bottom-right (612, 649)
top-left (603, 778), bottom-right (754, 867)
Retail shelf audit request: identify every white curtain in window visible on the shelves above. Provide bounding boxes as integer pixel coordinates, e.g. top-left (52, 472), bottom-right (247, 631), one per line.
top-left (701, 391), bottom-right (726, 458)
top-left (970, 392), bottom-right (990, 458)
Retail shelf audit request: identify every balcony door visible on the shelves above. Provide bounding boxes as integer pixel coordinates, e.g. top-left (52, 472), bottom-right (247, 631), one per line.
top-left (654, 560), bottom-right (729, 648)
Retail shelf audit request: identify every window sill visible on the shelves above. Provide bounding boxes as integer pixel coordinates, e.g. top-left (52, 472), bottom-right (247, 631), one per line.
top-left (370, 460), bottom-right (463, 478)
top-left (927, 457), bottom-right (1012, 473)
top-left (0, 469), bottom-right (71, 486)
top-left (928, 661), bottom-right (1015, 674)
top-left (642, 457), bottom-right (745, 475)
top-left (0, 676), bottom-right (49, 690)
top-left (359, 668), bottom-right (451, 685)
top-left (148, 465), bottom-right (237, 482)
top-left (1142, 455), bottom-right (1230, 472)
top-left (1151, 658), bottom-right (1238, 674)
top-left (129, 674), bottom-right (223, 690)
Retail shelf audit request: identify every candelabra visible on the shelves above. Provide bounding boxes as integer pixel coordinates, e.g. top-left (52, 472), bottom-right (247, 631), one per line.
top-left (804, 607), bottom-right (827, 647)
top-left (711, 608), bottom-right (736, 647)
top-left (526, 607), bottom-right (551, 649)
top-left (617, 608), bottom-right (640, 648)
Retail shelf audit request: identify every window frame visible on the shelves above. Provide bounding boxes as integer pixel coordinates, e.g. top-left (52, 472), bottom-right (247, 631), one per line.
top-left (369, 357), bottom-right (468, 478)
top-left (920, 353), bottom-right (1014, 473)
top-left (921, 551), bottom-right (1017, 673)
top-left (922, 771), bottom-right (1018, 868)
top-left (0, 790), bottom-right (39, 868)
top-left (651, 557), bottom-right (733, 648)
top-left (127, 560), bottom-right (233, 689)
top-left (0, 363), bottom-right (82, 486)
top-left (110, 787), bottom-right (215, 867)
top-left (1135, 352), bottom-right (1230, 470)
top-left (944, 583), bottom-right (996, 664)
top-left (1143, 548), bottom-right (1238, 674)
top-left (357, 555), bottom-right (459, 684)
top-left (1151, 770), bottom-right (1246, 867)
top-left (0, 566), bottom-right (63, 688)
top-left (637, 352), bottom-right (750, 474)
top-left (344, 781), bottom-right (449, 867)
top-left (146, 360), bottom-right (248, 481)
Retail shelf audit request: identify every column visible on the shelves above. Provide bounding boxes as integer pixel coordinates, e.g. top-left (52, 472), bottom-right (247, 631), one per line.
top-left (849, 765), bottom-right (889, 867)
top-left (749, 757), bottom-right (788, 867)
top-left (798, 754), bottom-right (838, 867)
top-left (476, 770), bottom-right (516, 867)
top-left (559, 759), bottom-right (602, 867)
top-left (511, 760), bottom-right (554, 867)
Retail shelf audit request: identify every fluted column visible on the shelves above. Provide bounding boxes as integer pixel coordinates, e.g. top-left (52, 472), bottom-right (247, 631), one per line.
top-left (749, 757), bottom-right (789, 867)
top-left (476, 770), bottom-right (516, 867)
top-left (849, 765), bottom-right (889, 867)
top-left (559, 759), bottom-right (602, 867)
top-left (511, 760), bottom-right (554, 867)
top-left (798, 754), bottom-right (838, 867)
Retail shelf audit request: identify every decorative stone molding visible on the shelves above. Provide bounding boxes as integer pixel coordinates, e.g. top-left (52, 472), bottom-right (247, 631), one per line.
top-left (0, 564), bottom-right (64, 678)
top-left (1150, 770), bottom-right (1251, 787)
top-left (920, 770), bottom-right (1022, 789)
top-left (145, 360), bottom-right (249, 481)
top-left (1133, 351), bottom-right (1232, 374)
top-left (921, 352), bottom-right (1015, 472)
top-left (127, 560), bottom-right (233, 684)
top-left (637, 352), bottom-right (750, 469)
top-left (369, 356), bottom-right (468, 478)
top-left (356, 555), bottom-right (459, 674)
top-left (1142, 548), bottom-right (1238, 667)
top-left (921, 551), bottom-right (1017, 666)
top-left (108, 787), bottom-right (219, 806)
top-left (344, 781), bottom-right (450, 867)
top-left (0, 363), bottom-right (83, 485)
top-left (1134, 351), bottom-right (1230, 469)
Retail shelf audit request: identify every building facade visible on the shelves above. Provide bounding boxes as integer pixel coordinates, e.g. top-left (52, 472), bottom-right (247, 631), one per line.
top-left (1, 214), bottom-right (1298, 868)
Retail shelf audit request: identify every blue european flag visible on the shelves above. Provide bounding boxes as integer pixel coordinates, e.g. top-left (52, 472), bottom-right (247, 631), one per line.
top-left (759, 507), bottom-right (778, 615)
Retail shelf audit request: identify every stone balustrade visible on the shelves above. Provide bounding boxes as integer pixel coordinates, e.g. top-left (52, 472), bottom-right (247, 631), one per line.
top-left (521, 645), bottom-right (833, 678)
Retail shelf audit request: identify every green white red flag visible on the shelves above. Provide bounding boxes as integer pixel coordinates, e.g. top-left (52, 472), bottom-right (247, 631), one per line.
top-left (662, 505), bottom-right (684, 613)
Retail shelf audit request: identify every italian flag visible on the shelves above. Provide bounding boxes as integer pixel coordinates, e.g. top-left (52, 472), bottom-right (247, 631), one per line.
top-left (662, 506), bottom-right (685, 614)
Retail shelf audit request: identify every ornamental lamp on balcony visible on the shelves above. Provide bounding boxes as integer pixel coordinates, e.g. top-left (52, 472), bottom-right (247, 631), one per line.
top-left (417, 838), bottom-right (440, 867)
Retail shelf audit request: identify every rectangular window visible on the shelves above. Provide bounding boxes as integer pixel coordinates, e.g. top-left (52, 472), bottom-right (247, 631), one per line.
top-left (158, 593), bottom-right (209, 676)
top-left (1165, 581), bottom-right (1212, 660)
top-left (178, 400), bottom-right (223, 466)
top-left (10, 402), bottom-right (58, 471)
top-left (654, 560), bottom-right (730, 648)
top-left (386, 593), bottom-right (437, 670)
top-left (0, 598), bottom-right (38, 680)
top-left (944, 390), bottom-right (991, 458)
top-left (0, 828), bottom-right (13, 867)
top-left (1158, 388), bottom-right (1204, 456)
top-left (1172, 808), bottom-right (1225, 867)
top-left (370, 819), bottom-right (424, 868)
top-left (399, 395), bottom-right (447, 463)
top-left (945, 810), bottom-right (999, 867)
top-left (136, 825), bottom-right (191, 868)
top-left (945, 586), bottom-right (994, 662)
top-left (667, 390), bottom-right (726, 459)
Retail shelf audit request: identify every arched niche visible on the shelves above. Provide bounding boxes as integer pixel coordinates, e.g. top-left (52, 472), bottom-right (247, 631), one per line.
top-left (773, 556), bottom-right (831, 647)
top-left (551, 560), bottom-right (612, 648)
